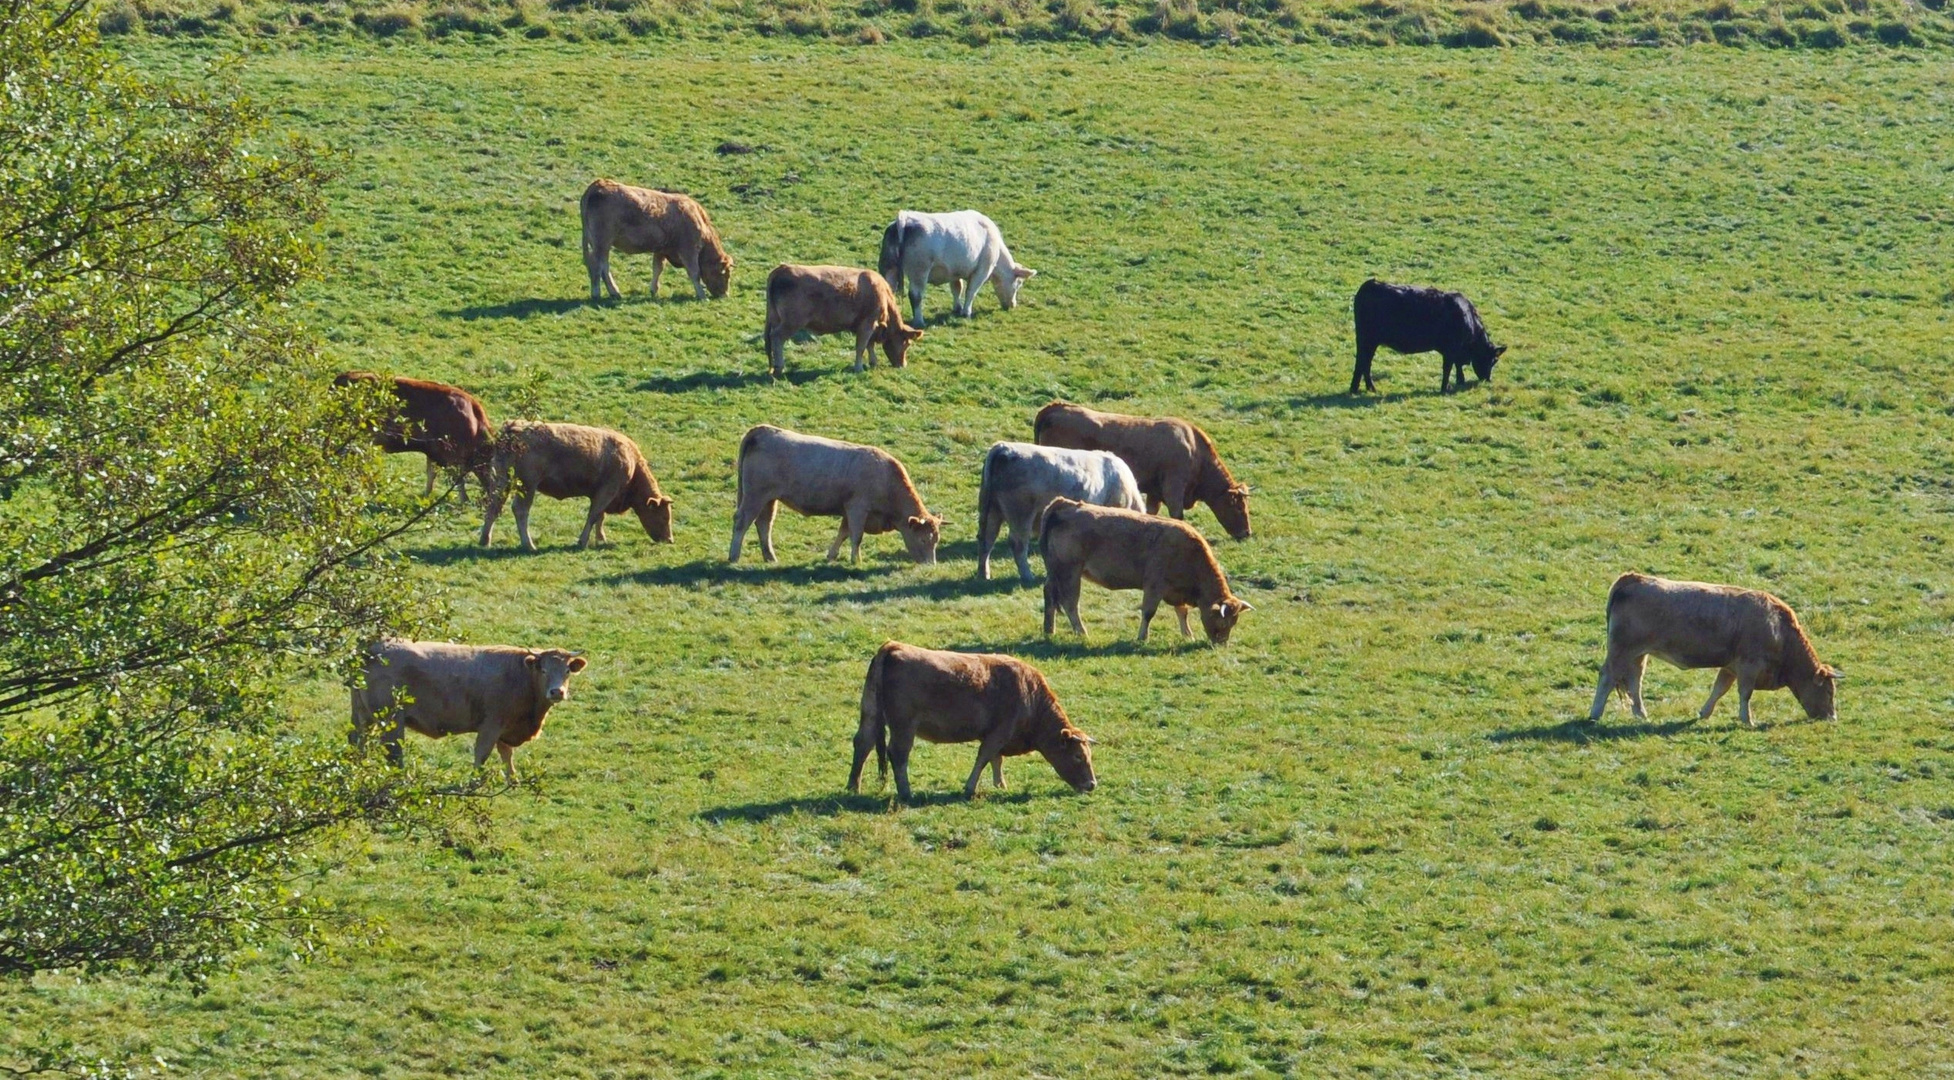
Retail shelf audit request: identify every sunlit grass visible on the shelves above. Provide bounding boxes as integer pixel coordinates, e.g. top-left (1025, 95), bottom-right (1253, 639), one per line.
top-left (9, 39), bottom-right (1953, 1078)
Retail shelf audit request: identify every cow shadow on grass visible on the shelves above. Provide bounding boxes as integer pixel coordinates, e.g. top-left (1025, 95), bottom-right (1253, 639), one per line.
top-left (403, 541), bottom-right (543, 566)
top-left (1282, 389), bottom-right (1425, 411)
top-left (591, 557), bottom-right (903, 590)
top-left (698, 788), bottom-right (1040, 823)
top-left (636, 368), bottom-right (824, 394)
top-left (441, 296), bottom-right (619, 320)
top-left (941, 635), bottom-right (1201, 659)
top-left (817, 572), bottom-right (1025, 606)
top-left (1488, 717), bottom-right (1703, 744)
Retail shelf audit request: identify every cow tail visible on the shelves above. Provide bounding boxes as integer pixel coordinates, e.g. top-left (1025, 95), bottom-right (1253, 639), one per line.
top-left (579, 184), bottom-right (599, 264)
top-left (862, 644), bottom-right (891, 783)
top-left (976, 444), bottom-right (998, 540)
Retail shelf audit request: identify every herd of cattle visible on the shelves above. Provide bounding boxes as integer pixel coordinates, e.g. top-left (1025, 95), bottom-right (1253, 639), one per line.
top-left (341, 178), bottom-right (1842, 799)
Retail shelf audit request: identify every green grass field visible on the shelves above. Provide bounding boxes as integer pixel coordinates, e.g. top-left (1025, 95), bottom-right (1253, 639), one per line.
top-left (8, 39), bottom-right (1954, 1077)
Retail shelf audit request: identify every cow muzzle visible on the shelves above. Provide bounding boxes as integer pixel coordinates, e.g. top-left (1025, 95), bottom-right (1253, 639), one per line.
top-left (548, 688), bottom-right (569, 702)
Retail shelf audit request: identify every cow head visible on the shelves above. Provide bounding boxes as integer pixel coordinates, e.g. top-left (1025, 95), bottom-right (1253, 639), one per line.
top-left (701, 247), bottom-right (733, 299)
top-left (993, 263), bottom-right (1037, 310)
top-left (878, 323), bottom-right (924, 369)
top-left (1214, 483), bottom-right (1253, 540)
top-left (1796, 664), bottom-right (1841, 720)
top-left (1039, 725), bottom-right (1097, 794)
top-left (898, 512), bottom-right (942, 564)
top-left (1199, 596), bottom-right (1253, 645)
top-left (634, 494), bottom-right (674, 544)
top-left (1471, 343), bottom-right (1506, 383)
top-left (525, 650), bottom-right (588, 705)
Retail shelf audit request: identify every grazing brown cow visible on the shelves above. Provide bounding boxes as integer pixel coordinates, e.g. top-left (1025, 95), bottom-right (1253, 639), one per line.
top-left (1040, 498), bottom-right (1252, 644)
top-left (763, 263), bottom-right (923, 376)
top-left (334, 372), bottom-right (494, 498)
top-left (479, 421), bottom-right (673, 551)
top-left (1589, 572), bottom-right (1841, 727)
top-left (850, 641), bottom-right (1096, 801)
top-left (580, 178), bottom-right (733, 301)
top-left (1033, 401), bottom-right (1252, 540)
top-left (729, 425), bottom-right (941, 565)
top-left (351, 640), bottom-right (587, 781)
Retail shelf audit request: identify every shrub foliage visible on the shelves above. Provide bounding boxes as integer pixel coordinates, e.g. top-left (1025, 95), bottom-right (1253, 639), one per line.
top-left (0, 0), bottom-right (444, 979)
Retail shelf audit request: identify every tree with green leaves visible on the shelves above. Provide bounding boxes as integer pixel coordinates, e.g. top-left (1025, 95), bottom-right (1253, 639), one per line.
top-left (0, 0), bottom-right (450, 980)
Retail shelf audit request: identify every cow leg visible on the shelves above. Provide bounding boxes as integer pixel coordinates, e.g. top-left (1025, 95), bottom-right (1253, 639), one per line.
top-left (765, 321), bottom-right (787, 378)
top-left (1587, 661), bottom-right (1615, 722)
top-left (846, 507), bottom-right (868, 564)
top-left (423, 458), bottom-right (439, 498)
top-left (680, 251), bottom-right (706, 301)
top-left (595, 517), bottom-right (608, 543)
top-left (479, 472), bottom-right (510, 546)
top-left (1175, 604), bottom-right (1192, 638)
top-left (497, 743), bottom-right (517, 783)
top-left (1009, 529), bottom-right (1034, 587)
top-left (825, 518), bottom-right (850, 562)
top-left (381, 726), bottom-right (405, 767)
top-left (576, 499), bottom-right (607, 548)
top-left (888, 725), bottom-right (917, 802)
top-left (1145, 493), bottom-right (1162, 516)
top-left (1622, 655), bottom-right (1649, 721)
top-left (728, 501), bottom-right (750, 563)
top-left (349, 691), bottom-right (373, 747)
top-left (1137, 588), bottom-right (1161, 642)
top-left (649, 254), bottom-right (664, 297)
top-left (1044, 570), bottom-right (1085, 637)
top-left (514, 491), bottom-right (537, 552)
top-left (963, 728), bottom-right (1014, 798)
top-left (1736, 670), bottom-right (1759, 728)
top-left (852, 323), bottom-right (874, 373)
top-left (976, 500), bottom-right (997, 581)
top-left (1700, 668), bottom-right (1737, 720)
top-left (472, 725), bottom-right (507, 778)
top-left (848, 720), bottom-right (880, 793)
top-left (1351, 342), bottom-right (1377, 394)
top-left (1440, 357), bottom-right (1455, 394)
top-left (755, 500), bottom-right (779, 563)
top-left (908, 278), bottom-right (926, 326)
top-left (586, 245), bottom-right (605, 301)
top-left (991, 756), bottom-right (1004, 789)
top-left (600, 250), bottom-right (623, 301)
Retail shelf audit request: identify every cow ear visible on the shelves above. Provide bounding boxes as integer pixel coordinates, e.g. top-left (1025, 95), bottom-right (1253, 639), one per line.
top-left (1230, 598), bottom-right (1253, 614)
top-left (1014, 265), bottom-right (1037, 279)
top-left (1828, 667), bottom-right (1844, 681)
top-left (523, 653), bottom-right (539, 667)
top-left (902, 326), bottom-right (924, 340)
top-left (566, 656), bottom-right (588, 673)
top-left (650, 495), bottom-right (672, 508)
top-left (1492, 345), bottom-right (1508, 358)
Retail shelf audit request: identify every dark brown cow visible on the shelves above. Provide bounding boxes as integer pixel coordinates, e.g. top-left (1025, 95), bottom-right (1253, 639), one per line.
top-left (1589, 572), bottom-right (1840, 727)
top-left (334, 372), bottom-right (493, 498)
top-left (1033, 401), bottom-right (1251, 539)
top-left (580, 178), bottom-right (733, 301)
top-left (1040, 498), bottom-right (1251, 644)
top-left (850, 641), bottom-right (1096, 801)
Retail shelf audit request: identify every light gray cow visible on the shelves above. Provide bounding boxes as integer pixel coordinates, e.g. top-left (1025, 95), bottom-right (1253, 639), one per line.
top-left (975, 441), bottom-right (1144, 586)
top-left (877, 210), bottom-right (1035, 325)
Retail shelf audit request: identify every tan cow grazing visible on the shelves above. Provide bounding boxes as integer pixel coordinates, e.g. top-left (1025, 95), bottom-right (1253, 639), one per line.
top-left (763, 263), bottom-right (923, 376)
top-left (1589, 572), bottom-right (1841, 727)
top-left (850, 641), bottom-right (1096, 801)
top-left (479, 421), bottom-right (673, 551)
top-left (351, 640), bottom-right (587, 781)
top-left (580, 178), bottom-right (733, 301)
top-left (729, 425), bottom-right (941, 565)
top-left (1040, 498), bottom-right (1252, 644)
top-left (1033, 401), bottom-right (1253, 540)
top-left (333, 372), bottom-right (494, 498)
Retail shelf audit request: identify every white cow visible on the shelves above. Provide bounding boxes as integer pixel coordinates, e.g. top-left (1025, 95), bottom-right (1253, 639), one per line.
top-left (976, 441), bottom-right (1145, 585)
top-left (878, 210), bottom-right (1036, 325)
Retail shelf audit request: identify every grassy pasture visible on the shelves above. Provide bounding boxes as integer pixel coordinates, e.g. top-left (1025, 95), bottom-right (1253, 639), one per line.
top-left (9, 40), bottom-right (1954, 1077)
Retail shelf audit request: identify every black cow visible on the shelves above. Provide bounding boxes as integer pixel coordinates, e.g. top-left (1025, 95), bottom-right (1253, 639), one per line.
top-left (1350, 279), bottom-right (1506, 395)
